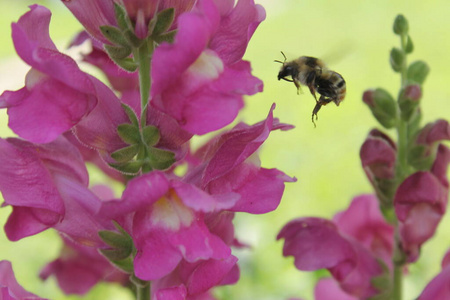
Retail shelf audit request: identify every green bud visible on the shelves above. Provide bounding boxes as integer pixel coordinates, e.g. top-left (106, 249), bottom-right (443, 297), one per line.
top-left (398, 85), bottom-right (421, 121)
top-left (121, 104), bottom-right (139, 127)
top-left (100, 25), bottom-right (128, 46)
top-left (363, 88), bottom-right (397, 129)
top-left (152, 8), bottom-right (175, 36)
top-left (111, 144), bottom-right (140, 162)
top-left (390, 47), bottom-right (404, 72)
top-left (109, 57), bottom-right (138, 72)
top-left (408, 144), bottom-right (434, 171)
top-left (117, 123), bottom-right (141, 144)
top-left (393, 14), bottom-right (409, 35)
top-left (149, 148), bottom-right (175, 170)
top-left (407, 60), bottom-right (430, 84)
top-left (142, 125), bottom-right (160, 147)
top-left (153, 30), bottom-right (177, 44)
top-left (104, 44), bottom-right (132, 59)
top-left (405, 35), bottom-right (414, 54)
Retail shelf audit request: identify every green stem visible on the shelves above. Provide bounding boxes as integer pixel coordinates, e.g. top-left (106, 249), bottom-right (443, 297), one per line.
top-left (136, 40), bottom-right (153, 127)
top-left (137, 284), bottom-right (151, 300)
top-left (393, 258), bottom-right (403, 300)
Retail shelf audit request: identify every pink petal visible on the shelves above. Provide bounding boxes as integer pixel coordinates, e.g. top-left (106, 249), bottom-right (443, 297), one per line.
top-left (419, 267), bottom-right (450, 300)
top-left (315, 278), bottom-right (357, 300)
top-left (155, 285), bottom-right (187, 300)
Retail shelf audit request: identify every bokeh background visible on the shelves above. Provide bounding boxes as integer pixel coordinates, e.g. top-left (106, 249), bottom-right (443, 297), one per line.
top-left (1, 0), bottom-right (449, 299)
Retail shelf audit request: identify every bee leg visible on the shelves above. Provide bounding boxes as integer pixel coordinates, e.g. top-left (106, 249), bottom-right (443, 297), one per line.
top-left (311, 102), bottom-right (322, 127)
top-left (294, 80), bottom-right (302, 95)
top-left (306, 71), bottom-right (318, 101)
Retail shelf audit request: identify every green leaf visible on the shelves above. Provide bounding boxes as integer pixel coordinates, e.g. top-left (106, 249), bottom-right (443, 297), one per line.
top-left (121, 104), bottom-right (139, 127)
top-left (111, 144), bottom-right (140, 162)
top-left (98, 230), bottom-right (132, 250)
top-left (142, 125), bottom-right (160, 146)
top-left (153, 30), bottom-right (177, 44)
top-left (152, 8), bottom-right (175, 36)
top-left (110, 57), bottom-right (138, 72)
top-left (407, 60), bottom-right (430, 84)
top-left (104, 44), bottom-right (132, 59)
top-left (123, 29), bottom-right (144, 48)
top-left (100, 25), bottom-right (128, 46)
top-left (149, 148), bottom-right (175, 170)
top-left (117, 123), bottom-right (140, 144)
top-left (371, 88), bottom-right (397, 129)
top-left (109, 256), bottom-right (134, 273)
top-left (114, 2), bottom-right (132, 31)
top-left (109, 161), bottom-right (143, 174)
top-left (99, 248), bottom-right (131, 261)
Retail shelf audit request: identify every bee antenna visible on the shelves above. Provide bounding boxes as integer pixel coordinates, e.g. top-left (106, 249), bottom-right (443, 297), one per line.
top-left (274, 60), bottom-right (284, 64)
top-left (280, 51), bottom-right (287, 63)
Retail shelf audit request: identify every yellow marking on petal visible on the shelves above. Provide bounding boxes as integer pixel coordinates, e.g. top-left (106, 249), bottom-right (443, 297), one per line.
top-left (25, 69), bottom-right (46, 89)
top-left (151, 189), bottom-right (194, 231)
top-left (189, 50), bottom-right (224, 80)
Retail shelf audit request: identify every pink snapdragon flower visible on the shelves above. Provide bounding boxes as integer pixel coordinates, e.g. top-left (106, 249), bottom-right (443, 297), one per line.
top-left (39, 236), bottom-right (128, 295)
top-left (151, 0), bottom-right (265, 134)
top-left (0, 260), bottom-right (47, 300)
top-left (100, 171), bottom-right (233, 281)
top-left (360, 129), bottom-right (396, 180)
top-left (184, 104), bottom-right (296, 213)
top-left (277, 195), bottom-right (394, 299)
top-left (394, 144), bottom-right (450, 262)
top-left (0, 137), bottom-right (113, 246)
top-left (419, 250), bottom-right (450, 300)
top-left (315, 278), bottom-right (357, 300)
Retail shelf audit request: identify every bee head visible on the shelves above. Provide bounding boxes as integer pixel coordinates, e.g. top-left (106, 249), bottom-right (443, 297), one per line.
top-left (277, 65), bottom-right (294, 80)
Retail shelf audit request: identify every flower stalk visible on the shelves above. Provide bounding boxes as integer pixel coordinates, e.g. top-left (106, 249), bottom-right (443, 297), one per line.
top-left (135, 40), bottom-right (153, 127)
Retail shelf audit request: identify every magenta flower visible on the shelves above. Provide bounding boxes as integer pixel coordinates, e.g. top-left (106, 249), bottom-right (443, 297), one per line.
top-left (277, 194), bottom-right (396, 299)
top-left (0, 260), bottom-right (47, 300)
top-left (184, 104), bottom-right (296, 214)
top-left (101, 171), bottom-right (232, 281)
top-left (0, 137), bottom-right (113, 246)
top-left (151, 0), bottom-right (264, 134)
top-left (395, 144), bottom-right (450, 262)
top-left (419, 250), bottom-right (450, 300)
top-left (39, 236), bottom-right (128, 295)
top-left (360, 129), bottom-right (396, 180)
top-left (152, 255), bottom-right (238, 299)
top-left (333, 194), bottom-right (394, 266)
top-left (315, 278), bottom-right (357, 300)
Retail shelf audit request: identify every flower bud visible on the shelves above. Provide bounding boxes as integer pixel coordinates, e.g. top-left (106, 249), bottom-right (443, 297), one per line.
top-left (362, 88), bottom-right (397, 129)
top-left (398, 84), bottom-right (421, 121)
top-left (393, 14), bottom-right (409, 35)
top-left (405, 35), bottom-right (414, 54)
top-left (407, 60), bottom-right (430, 85)
top-left (390, 47), bottom-right (404, 72)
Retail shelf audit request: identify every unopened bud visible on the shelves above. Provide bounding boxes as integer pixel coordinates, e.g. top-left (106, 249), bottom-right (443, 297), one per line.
top-left (390, 47), bottom-right (404, 72)
top-left (405, 35), bottom-right (414, 54)
top-left (407, 60), bottom-right (430, 85)
top-left (363, 88), bottom-right (397, 129)
top-left (399, 85), bottom-right (421, 121)
top-left (393, 14), bottom-right (409, 35)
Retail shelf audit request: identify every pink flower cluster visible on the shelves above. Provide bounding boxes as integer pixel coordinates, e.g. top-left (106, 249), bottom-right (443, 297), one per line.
top-left (0, 1), bottom-right (295, 298)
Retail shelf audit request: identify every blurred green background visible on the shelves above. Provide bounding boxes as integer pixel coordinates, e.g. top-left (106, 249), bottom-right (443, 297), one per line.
top-left (1, 0), bottom-right (449, 299)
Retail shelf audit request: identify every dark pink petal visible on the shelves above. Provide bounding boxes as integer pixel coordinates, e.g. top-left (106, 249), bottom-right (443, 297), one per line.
top-left (277, 218), bottom-right (356, 272)
top-left (62, 0), bottom-right (116, 44)
top-left (333, 194), bottom-right (394, 265)
top-left (154, 285), bottom-right (187, 300)
top-left (416, 120), bottom-right (450, 146)
top-left (204, 212), bottom-right (236, 246)
top-left (0, 260), bottom-right (47, 300)
top-left (431, 145), bottom-right (450, 188)
top-left (2, 73), bottom-right (94, 143)
top-left (360, 130), bottom-right (396, 179)
top-left (133, 229), bottom-right (183, 280)
top-left (210, 0), bottom-right (266, 65)
top-left (39, 237), bottom-right (127, 295)
top-left (418, 267), bottom-right (450, 300)
top-left (180, 255), bottom-right (238, 296)
top-left (72, 75), bottom-right (128, 156)
top-left (442, 250), bottom-right (450, 269)
top-left (315, 278), bottom-right (357, 300)
top-left (395, 170), bottom-right (448, 262)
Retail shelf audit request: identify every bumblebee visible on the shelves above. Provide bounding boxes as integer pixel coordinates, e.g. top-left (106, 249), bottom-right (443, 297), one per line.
top-left (276, 52), bottom-right (346, 126)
